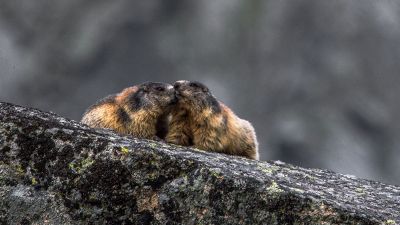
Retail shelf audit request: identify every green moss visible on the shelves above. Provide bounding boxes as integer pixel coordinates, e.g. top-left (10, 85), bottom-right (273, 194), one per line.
top-left (385, 219), bottom-right (396, 225)
top-left (257, 164), bottom-right (279, 174)
top-left (31, 177), bottom-right (38, 185)
top-left (68, 157), bottom-right (94, 174)
top-left (120, 146), bottom-right (129, 155)
top-left (15, 164), bottom-right (24, 175)
top-left (209, 169), bottom-right (224, 179)
top-left (148, 172), bottom-right (158, 180)
top-left (149, 159), bottom-right (158, 166)
top-left (88, 193), bottom-right (98, 201)
top-left (355, 188), bottom-right (366, 196)
top-left (81, 157), bottom-right (94, 169)
top-left (68, 162), bottom-right (75, 171)
top-left (148, 143), bottom-right (159, 148)
top-left (266, 181), bottom-right (284, 195)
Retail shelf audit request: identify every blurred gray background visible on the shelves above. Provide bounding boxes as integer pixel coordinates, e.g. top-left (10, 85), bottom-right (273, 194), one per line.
top-left (0, 0), bottom-right (399, 184)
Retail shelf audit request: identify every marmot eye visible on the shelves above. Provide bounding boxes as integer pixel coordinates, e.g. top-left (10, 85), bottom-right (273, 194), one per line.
top-left (189, 83), bottom-right (200, 88)
top-left (155, 87), bottom-right (165, 92)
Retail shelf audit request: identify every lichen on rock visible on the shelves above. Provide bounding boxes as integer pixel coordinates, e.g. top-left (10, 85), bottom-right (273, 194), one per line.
top-left (0, 102), bottom-right (399, 225)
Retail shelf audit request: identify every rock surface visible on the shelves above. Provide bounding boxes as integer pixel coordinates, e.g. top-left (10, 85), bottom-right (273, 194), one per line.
top-left (2, 0), bottom-right (400, 185)
top-left (0, 101), bottom-right (399, 225)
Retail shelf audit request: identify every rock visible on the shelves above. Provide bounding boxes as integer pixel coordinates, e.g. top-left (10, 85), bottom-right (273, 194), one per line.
top-left (0, 101), bottom-right (399, 224)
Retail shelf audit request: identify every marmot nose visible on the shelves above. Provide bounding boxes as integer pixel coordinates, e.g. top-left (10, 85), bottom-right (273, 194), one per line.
top-left (173, 83), bottom-right (181, 89)
top-left (174, 80), bottom-right (188, 89)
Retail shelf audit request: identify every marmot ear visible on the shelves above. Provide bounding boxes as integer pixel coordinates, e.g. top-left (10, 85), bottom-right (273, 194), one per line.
top-left (129, 90), bottom-right (147, 110)
top-left (202, 86), bottom-right (209, 92)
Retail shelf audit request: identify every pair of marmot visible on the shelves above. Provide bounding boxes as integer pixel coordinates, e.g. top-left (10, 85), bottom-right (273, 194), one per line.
top-left (81, 81), bottom-right (259, 160)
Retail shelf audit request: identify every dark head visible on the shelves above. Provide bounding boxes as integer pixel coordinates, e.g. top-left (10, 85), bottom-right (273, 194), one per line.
top-left (173, 80), bottom-right (220, 113)
top-left (129, 82), bottom-right (176, 112)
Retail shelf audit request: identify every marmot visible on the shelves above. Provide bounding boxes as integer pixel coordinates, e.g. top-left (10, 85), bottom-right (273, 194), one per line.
top-left (81, 82), bottom-right (176, 139)
top-left (166, 80), bottom-right (259, 160)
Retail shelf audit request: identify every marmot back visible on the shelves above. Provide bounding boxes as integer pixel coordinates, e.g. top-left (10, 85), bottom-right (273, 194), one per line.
top-left (166, 80), bottom-right (259, 160)
top-left (81, 82), bottom-right (176, 139)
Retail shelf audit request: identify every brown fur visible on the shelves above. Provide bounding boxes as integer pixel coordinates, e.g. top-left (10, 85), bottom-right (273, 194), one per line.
top-left (166, 80), bottom-right (259, 160)
top-left (81, 82), bottom-right (176, 139)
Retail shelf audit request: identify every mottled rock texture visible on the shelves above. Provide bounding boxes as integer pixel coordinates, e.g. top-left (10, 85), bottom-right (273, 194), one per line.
top-left (0, 101), bottom-right (399, 225)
